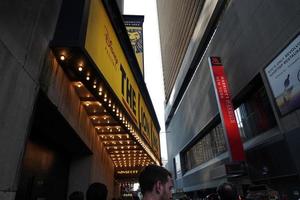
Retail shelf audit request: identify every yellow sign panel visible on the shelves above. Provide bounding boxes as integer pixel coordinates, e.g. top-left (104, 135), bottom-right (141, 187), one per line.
top-left (85, 0), bottom-right (160, 155)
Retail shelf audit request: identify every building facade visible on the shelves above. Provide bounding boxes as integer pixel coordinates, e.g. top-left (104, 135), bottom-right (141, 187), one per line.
top-left (157, 0), bottom-right (300, 199)
top-left (0, 0), bottom-right (161, 200)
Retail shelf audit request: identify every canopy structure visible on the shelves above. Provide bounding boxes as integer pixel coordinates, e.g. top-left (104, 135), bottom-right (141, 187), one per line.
top-left (50, 0), bottom-right (161, 181)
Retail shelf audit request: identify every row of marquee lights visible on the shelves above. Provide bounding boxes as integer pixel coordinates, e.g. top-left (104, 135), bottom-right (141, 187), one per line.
top-left (58, 53), bottom-right (160, 167)
top-left (76, 84), bottom-right (151, 168)
top-left (76, 82), bottom-right (152, 168)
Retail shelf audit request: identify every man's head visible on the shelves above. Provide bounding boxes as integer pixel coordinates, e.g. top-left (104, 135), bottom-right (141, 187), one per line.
top-left (139, 164), bottom-right (173, 200)
top-left (217, 182), bottom-right (238, 200)
top-left (69, 191), bottom-right (84, 200)
top-left (86, 182), bottom-right (108, 200)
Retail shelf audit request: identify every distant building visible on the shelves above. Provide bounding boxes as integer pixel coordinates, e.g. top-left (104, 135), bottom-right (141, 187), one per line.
top-left (157, 0), bottom-right (300, 198)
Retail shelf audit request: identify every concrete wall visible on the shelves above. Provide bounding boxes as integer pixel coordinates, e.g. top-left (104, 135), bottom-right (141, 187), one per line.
top-left (0, 0), bottom-right (116, 199)
top-left (166, 0), bottom-right (300, 185)
top-left (0, 0), bottom-right (62, 199)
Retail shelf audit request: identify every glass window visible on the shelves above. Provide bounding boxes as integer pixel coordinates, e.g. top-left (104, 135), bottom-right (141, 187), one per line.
top-left (183, 123), bottom-right (227, 172)
top-left (234, 86), bottom-right (277, 141)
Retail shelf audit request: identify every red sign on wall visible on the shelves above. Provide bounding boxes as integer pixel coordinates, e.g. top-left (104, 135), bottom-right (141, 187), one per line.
top-left (209, 57), bottom-right (245, 161)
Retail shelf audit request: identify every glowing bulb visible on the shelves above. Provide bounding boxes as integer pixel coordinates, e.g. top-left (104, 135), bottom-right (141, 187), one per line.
top-left (78, 66), bottom-right (83, 71)
top-left (60, 55), bottom-right (65, 61)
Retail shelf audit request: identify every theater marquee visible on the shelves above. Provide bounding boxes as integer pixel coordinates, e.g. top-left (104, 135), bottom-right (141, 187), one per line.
top-left (50, 0), bottom-right (161, 169)
top-left (85, 0), bottom-right (160, 154)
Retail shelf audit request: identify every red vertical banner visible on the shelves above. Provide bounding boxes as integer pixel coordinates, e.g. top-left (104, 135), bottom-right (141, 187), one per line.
top-left (208, 57), bottom-right (245, 161)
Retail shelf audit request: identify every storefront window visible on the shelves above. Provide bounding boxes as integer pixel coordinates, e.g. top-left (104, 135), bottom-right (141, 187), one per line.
top-left (234, 86), bottom-right (277, 141)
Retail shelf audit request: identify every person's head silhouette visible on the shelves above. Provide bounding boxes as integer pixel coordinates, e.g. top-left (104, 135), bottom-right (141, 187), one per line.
top-left (217, 182), bottom-right (238, 200)
top-left (86, 182), bottom-right (108, 200)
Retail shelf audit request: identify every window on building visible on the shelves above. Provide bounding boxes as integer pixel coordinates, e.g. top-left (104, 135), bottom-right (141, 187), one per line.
top-left (234, 81), bottom-right (277, 141)
top-left (182, 76), bottom-right (277, 173)
top-left (182, 123), bottom-right (227, 172)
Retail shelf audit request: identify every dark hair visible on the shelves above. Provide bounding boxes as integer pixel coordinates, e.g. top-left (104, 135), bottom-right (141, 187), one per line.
top-left (69, 191), bottom-right (84, 200)
top-left (217, 182), bottom-right (238, 200)
top-left (86, 182), bottom-right (108, 200)
top-left (138, 164), bottom-right (172, 195)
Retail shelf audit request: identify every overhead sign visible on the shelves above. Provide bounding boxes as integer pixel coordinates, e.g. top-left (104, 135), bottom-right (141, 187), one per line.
top-left (123, 15), bottom-right (144, 75)
top-left (84, 0), bottom-right (160, 155)
top-left (209, 57), bottom-right (245, 161)
top-left (265, 34), bottom-right (300, 115)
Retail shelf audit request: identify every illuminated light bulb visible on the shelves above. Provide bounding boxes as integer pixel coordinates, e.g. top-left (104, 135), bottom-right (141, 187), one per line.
top-left (60, 55), bottom-right (65, 61)
top-left (93, 84), bottom-right (96, 88)
top-left (86, 76), bottom-right (90, 80)
top-left (78, 66), bottom-right (83, 71)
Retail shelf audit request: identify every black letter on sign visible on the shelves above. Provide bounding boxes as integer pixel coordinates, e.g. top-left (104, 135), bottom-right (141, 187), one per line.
top-left (120, 64), bottom-right (126, 95)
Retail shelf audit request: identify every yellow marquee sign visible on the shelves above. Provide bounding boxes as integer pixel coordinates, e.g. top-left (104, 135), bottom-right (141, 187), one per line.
top-left (85, 0), bottom-right (160, 154)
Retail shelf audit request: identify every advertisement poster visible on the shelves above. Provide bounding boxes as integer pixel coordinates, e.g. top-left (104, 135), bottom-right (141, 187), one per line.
top-left (123, 15), bottom-right (144, 75)
top-left (265, 34), bottom-right (300, 115)
top-left (208, 57), bottom-right (245, 161)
